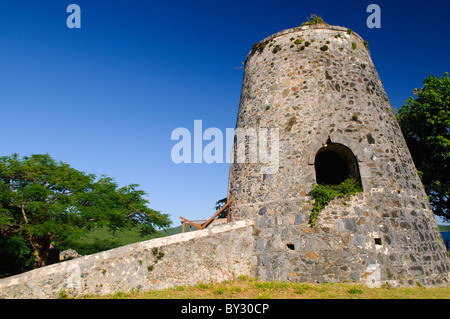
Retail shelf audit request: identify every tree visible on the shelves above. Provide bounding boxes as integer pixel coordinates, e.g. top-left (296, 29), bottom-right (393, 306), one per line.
top-left (214, 197), bottom-right (229, 218)
top-left (0, 153), bottom-right (171, 270)
top-left (396, 73), bottom-right (450, 221)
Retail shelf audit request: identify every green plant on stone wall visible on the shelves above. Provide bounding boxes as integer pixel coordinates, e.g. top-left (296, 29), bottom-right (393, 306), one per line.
top-left (146, 247), bottom-right (165, 272)
top-left (272, 45), bottom-right (281, 54)
top-left (156, 251), bottom-right (165, 260)
top-left (309, 177), bottom-right (362, 226)
top-left (301, 14), bottom-right (328, 26)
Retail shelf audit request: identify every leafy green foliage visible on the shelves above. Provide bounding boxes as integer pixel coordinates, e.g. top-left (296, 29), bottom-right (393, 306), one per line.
top-left (251, 41), bottom-right (267, 55)
top-left (396, 73), bottom-right (450, 221)
top-left (214, 197), bottom-right (228, 218)
top-left (301, 14), bottom-right (328, 26)
top-left (363, 40), bottom-right (369, 50)
top-left (0, 153), bottom-right (171, 272)
top-left (309, 177), bottom-right (362, 226)
top-left (272, 44), bottom-right (281, 54)
top-left (0, 235), bottom-right (34, 278)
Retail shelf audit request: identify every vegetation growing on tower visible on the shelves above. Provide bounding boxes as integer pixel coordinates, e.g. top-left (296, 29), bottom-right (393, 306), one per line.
top-left (301, 14), bottom-right (328, 26)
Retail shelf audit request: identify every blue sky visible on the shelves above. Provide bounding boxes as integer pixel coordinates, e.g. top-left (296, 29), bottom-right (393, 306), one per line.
top-left (1, 0), bottom-right (449, 227)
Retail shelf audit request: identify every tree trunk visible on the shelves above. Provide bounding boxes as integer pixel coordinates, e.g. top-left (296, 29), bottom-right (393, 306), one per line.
top-left (29, 235), bottom-right (51, 268)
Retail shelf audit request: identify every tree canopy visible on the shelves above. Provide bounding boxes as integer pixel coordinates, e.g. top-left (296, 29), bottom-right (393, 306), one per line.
top-left (0, 153), bottom-right (171, 273)
top-left (396, 73), bottom-right (450, 221)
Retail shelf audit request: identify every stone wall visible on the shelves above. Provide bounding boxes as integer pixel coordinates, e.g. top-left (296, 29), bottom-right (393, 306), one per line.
top-left (0, 220), bottom-right (254, 298)
top-left (227, 24), bottom-right (450, 287)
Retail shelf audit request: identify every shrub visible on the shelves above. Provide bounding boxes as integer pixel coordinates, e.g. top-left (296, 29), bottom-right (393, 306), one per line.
top-left (301, 14), bottom-right (328, 26)
top-left (348, 287), bottom-right (364, 294)
top-left (309, 177), bottom-right (362, 226)
top-left (251, 41), bottom-right (267, 54)
top-left (272, 44), bottom-right (281, 54)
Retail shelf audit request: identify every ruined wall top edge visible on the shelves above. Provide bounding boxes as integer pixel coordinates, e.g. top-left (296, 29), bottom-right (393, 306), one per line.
top-left (245, 24), bottom-right (366, 62)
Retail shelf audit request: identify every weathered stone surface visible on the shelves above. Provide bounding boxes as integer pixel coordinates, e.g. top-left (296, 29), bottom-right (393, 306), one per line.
top-left (60, 249), bottom-right (82, 261)
top-left (304, 251), bottom-right (320, 260)
top-left (228, 24), bottom-right (450, 287)
top-left (0, 220), bottom-right (254, 298)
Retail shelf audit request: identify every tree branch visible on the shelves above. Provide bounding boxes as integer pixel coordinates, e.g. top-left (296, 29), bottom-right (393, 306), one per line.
top-left (21, 206), bottom-right (28, 224)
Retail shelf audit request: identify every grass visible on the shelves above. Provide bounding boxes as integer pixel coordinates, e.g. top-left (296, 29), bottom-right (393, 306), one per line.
top-left (82, 276), bottom-right (450, 299)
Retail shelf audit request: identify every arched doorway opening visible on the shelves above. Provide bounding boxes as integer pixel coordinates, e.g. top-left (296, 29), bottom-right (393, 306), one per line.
top-left (314, 142), bottom-right (361, 187)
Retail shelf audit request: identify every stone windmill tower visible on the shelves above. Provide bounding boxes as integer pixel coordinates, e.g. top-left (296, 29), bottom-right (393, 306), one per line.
top-left (227, 21), bottom-right (450, 287)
